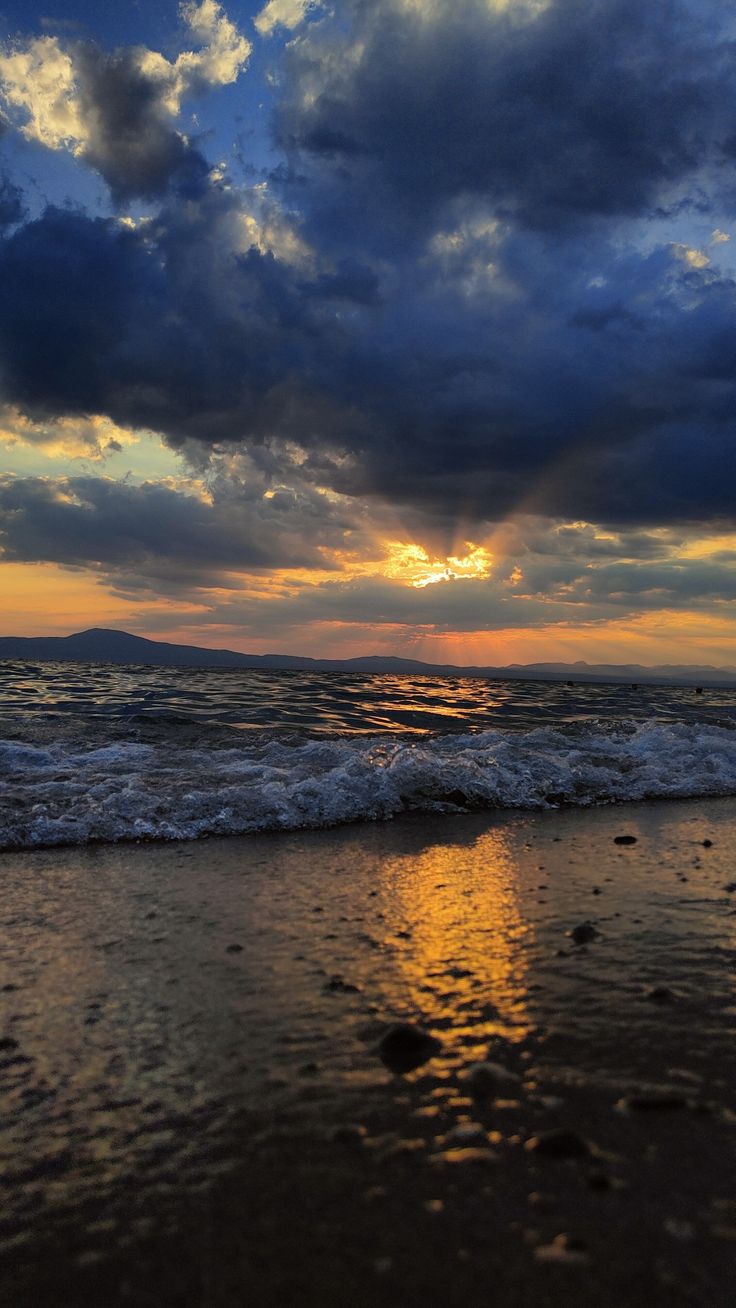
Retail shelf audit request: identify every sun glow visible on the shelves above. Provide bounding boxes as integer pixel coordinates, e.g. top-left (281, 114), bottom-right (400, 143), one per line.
top-left (383, 541), bottom-right (493, 587)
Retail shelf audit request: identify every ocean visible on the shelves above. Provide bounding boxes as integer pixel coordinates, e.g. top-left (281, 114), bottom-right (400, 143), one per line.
top-left (1, 660), bottom-right (736, 849)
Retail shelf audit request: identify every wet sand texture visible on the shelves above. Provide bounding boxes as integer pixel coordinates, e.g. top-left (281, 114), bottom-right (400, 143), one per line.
top-left (1, 799), bottom-right (735, 1306)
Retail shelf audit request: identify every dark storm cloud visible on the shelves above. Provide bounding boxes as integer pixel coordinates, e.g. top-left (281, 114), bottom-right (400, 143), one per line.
top-left (0, 173), bottom-right (24, 229)
top-left (2, 190), bottom-right (736, 531)
top-left (0, 200), bottom-right (325, 432)
top-left (512, 548), bottom-right (736, 608)
top-left (0, 472), bottom-right (357, 588)
top-left (74, 44), bottom-right (210, 203)
top-left (273, 0), bottom-right (733, 244)
top-left (0, 0), bottom-right (736, 552)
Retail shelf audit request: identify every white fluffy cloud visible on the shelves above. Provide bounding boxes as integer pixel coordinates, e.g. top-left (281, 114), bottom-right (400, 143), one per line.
top-left (254, 0), bottom-right (319, 37)
top-left (0, 36), bottom-right (86, 152)
top-left (138, 0), bottom-right (252, 115)
top-left (0, 2), bottom-right (251, 153)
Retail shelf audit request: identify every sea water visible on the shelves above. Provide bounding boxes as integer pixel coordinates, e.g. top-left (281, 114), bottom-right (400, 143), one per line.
top-left (1, 660), bottom-right (735, 848)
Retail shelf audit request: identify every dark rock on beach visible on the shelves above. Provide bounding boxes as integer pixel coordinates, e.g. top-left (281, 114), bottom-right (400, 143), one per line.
top-left (614, 835), bottom-right (638, 845)
top-left (569, 921), bottom-right (599, 945)
top-left (461, 1060), bottom-right (520, 1096)
top-left (525, 1128), bottom-right (591, 1159)
top-left (377, 1023), bottom-right (442, 1074)
top-left (619, 1093), bottom-right (688, 1112)
top-left (325, 975), bottom-right (361, 993)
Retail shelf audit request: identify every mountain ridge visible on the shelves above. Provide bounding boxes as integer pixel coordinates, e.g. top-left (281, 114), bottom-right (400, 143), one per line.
top-left (1, 628), bottom-right (735, 687)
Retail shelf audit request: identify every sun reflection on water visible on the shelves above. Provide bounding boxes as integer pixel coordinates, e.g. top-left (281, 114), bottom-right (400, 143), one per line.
top-left (374, 824), bottom-right (534, 1062)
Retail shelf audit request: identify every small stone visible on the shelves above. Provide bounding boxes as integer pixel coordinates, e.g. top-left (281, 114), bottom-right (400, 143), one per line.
top-left (534, 1234), bottom-right (590, 1266)
top-left (525, 1128), bottom-right (590, 1159)
top-left (325, 975), bottom-right (361, 993)
top-left (377, 1023), bottom-right (442, 1074)
top-left (429, 1147), bottom-right (498, 1166)
top-left (617, 1094), bottom-right (688, 1113)
top-left (725, 883), bottom-right (736, 894)
top-left (702, 839), bottom-right (713, 848)
top-left (443, 1122), bottom-right (489, 1147)
top-left (331, 1124), bottom-right (367, 1147)
top-left (569, 921), bottom-right (598, 945)
top-left (461, 1060), bottom-right (520, 1096)
top-left (225, 943), bottom-right (243, 954)
top-left (0, 1036), bottom-right (19, 1052)
top-left (645, 985), bottom-right (675, 1003)
top-left (614, 835), bottom-right (638, 845)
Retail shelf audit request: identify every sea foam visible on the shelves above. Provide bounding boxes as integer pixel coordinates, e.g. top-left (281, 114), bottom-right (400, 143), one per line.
top-left (1, 718), bottom-right (736, 849)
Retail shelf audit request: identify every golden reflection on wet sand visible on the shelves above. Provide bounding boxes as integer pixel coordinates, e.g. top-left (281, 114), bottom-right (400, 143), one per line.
top-left (375, 824), bottom-right (534, 1060)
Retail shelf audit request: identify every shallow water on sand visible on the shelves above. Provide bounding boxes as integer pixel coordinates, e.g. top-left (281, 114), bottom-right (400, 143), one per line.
top-left (1, 800), bottom-right (735, 1305)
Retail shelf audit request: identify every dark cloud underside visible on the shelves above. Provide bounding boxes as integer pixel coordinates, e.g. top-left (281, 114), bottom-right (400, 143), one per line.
top-left (1, 0), bottom-right (736, 609)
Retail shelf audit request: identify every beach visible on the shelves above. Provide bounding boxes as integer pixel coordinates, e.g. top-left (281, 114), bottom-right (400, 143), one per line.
top-left (2, 797), bottom-right (735, 1306)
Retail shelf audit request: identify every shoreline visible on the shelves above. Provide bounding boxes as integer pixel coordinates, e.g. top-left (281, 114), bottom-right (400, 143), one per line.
top-left (2, 798), bottom-right (735, 1305)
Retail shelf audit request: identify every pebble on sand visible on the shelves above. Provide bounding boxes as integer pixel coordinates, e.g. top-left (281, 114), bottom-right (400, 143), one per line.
top-left (614, 834), bottom-right (638, 845)
top-left (442, 1122), bottom-right (489, 1147)
top-left (616, 1093), bottom-right (688, 1113)
top-left (325, 975), bottom-right (361, 993)
top-left (525, 1128), bottom-right (590, 1159)
top-left (569, 922), bottom-right (599, 945)
top-left (461, 1060), bottom-right (521, 1096)
top-left (429, 1146), bottom-right (498, 1167)
top-left (377, 1023), bottom-right (442, 1074)
top-left (330, 1124), bottom-right (367, 1147)
top-left (534, 1234), bottom-right (590, 1266)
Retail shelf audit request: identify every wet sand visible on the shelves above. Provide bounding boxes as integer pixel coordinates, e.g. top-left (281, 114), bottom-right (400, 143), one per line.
top-left (1, 799), bottom-right (735, 1306)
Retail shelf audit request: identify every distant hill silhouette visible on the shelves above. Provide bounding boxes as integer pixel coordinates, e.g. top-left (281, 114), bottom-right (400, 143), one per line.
top-left (1, 627), bottom-right (735, 687)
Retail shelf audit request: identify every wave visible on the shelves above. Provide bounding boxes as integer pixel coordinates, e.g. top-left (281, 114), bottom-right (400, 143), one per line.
top-left (1, 718), bottom-right (735, 850)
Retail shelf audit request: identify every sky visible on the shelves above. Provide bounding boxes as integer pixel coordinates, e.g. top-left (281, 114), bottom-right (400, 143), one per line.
top-left (1, 0), bottom-right (736, 665)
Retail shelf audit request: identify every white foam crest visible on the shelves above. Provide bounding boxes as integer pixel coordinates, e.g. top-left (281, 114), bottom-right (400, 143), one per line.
top-left (1, 719), bottom-right (735, 849)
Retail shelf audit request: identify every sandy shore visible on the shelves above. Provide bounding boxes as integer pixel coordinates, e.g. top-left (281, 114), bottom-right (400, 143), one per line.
top-left (1, 798), bottom-right (735, 1306)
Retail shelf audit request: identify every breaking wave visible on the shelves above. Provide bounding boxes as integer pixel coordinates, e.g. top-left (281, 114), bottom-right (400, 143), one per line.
top-left (2, 717), bottom-right (736, 850)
